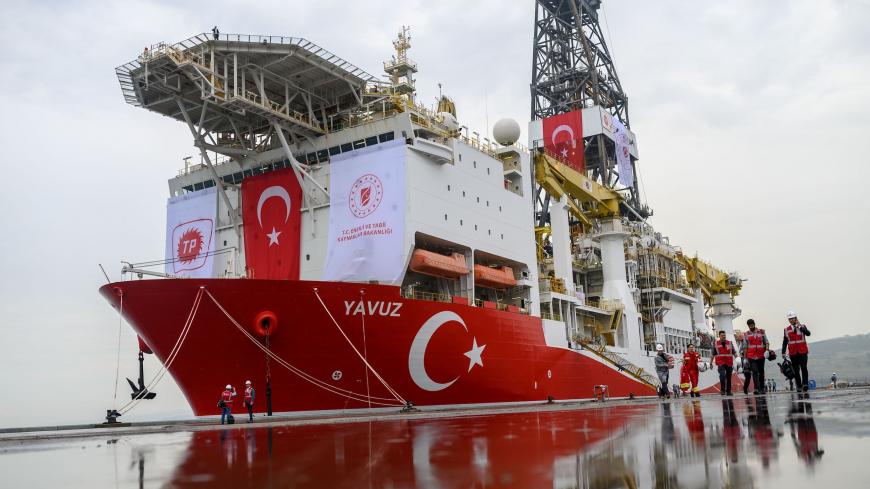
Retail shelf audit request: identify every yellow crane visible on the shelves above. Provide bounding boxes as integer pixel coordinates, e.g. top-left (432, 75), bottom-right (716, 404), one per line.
top-left (676, 253), bottom-right (743, 305)
top-left (533, 151), bottom-right (622, 227)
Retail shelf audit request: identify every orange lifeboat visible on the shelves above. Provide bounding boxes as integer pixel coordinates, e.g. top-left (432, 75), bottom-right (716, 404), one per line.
top-left (474, 265), bottom-right (516, 289)
top-left (409, 250), bottom-right (468, 279)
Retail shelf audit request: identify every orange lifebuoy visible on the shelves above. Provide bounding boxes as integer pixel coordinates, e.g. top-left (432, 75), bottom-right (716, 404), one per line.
top-left (253, 311), bottom-right (278, 337)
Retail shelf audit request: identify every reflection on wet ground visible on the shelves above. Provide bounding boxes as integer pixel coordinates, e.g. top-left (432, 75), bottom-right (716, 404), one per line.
top-left (2, 389), bottom-right (870, 488)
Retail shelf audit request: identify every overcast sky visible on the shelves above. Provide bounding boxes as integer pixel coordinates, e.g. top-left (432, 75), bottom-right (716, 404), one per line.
top-left (0, 0), bottom-right (867, 428)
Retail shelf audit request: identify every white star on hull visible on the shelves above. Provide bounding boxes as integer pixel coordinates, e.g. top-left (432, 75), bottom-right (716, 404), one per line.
top-left (464, 337), bottom-right (486, 372)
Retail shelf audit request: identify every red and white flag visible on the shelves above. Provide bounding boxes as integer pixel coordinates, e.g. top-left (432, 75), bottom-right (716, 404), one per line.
top-left (242, 168), bottom-right (303, 280)
top-left (542, 110), bottom-right (584, 172)
top-left (165, 187), bottom-right (217, 278)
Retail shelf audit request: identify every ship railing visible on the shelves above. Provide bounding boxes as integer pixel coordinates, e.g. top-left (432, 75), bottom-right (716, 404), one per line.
top-left (540, 311), bottom-right (563, 322)
top-left (401, 290), bottom-right (453, 304)
top-left (575, 336), bottom-right (660, 389)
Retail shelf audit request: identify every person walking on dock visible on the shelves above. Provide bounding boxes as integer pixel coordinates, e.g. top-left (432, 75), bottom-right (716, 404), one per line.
top-left (682, 344), bottom-right (702, 397)
top-left (741, 319), bottom-right (770, 395)
top-left (219, 384), bottom-right (236, 424)
top-left (244, 380), bottom-right (256, 423)
top-left (781, 311), bottom-right (811, 392)
top-left (714, 330), bottom-right (737, 396)
top-left (655, 344), bottom-right (673, 399)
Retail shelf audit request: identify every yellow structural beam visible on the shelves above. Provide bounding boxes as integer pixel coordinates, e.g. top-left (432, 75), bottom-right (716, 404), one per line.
top-left (676, 253), bottom-right (742, 304)
top-left (533, 152), bottom-right (621, 226)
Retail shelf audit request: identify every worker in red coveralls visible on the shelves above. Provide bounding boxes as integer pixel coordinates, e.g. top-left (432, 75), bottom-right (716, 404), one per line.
top-left (681, 344), bottom-right (702, 397)
top-left (219, 384), bottom-right (236, 425)
top-left (243, 380), bottom-right (256, 423)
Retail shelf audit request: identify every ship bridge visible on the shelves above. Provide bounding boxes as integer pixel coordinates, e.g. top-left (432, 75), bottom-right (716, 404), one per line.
top-left (116, 32), bottom-right (386, 141)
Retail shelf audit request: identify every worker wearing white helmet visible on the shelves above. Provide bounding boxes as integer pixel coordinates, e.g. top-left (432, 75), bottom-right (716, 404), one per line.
top-left (219, 384), bottom-right (237, 424)
top-left (782, 310), bottom-right (811, 392)
top-left (243, 380), bottom-right (256, 423)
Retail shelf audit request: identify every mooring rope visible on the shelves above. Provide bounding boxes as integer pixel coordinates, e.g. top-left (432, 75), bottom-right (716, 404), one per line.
top-left (204, 289), bottom-right (404, 407)
top-left (312, 288), bottom-right (407, 406)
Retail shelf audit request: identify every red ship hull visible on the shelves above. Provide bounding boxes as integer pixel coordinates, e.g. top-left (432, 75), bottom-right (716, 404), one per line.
top-left (100, 279), bottom-right (654, 416)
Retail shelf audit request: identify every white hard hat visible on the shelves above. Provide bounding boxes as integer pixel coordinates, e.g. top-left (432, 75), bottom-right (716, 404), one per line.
top-left (245, 380), bottom-right (251, 385)
top-left (656, 344), bottom-right (663, 351)
top-left (225, 384), bottom-right (232, 389)
top-left (787, 310), bottom-right (797, 319)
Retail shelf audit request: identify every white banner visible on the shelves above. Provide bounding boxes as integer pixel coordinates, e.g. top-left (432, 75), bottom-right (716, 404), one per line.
top-left (165, 187), bottom-right (217, 278)
top-left (612, 115), bottom-right (634, 188)
top-left (323, 141), bottom-right (406, 284)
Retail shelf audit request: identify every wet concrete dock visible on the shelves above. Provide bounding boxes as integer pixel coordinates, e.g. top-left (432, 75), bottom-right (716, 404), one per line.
top-left (1, 388), bottom-right (868, 488)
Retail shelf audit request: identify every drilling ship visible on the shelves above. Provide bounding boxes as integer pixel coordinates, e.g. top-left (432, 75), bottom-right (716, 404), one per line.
top-left (102, 3), bottom-right (745, 416)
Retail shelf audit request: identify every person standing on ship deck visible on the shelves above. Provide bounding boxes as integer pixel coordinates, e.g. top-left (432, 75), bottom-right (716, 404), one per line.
top-left (243, 380), bottom-right (255, 423)
top-left (781, 311), bottom-right (811, 392)
top-left (714, 330), bottom-right (737, 396)
top-left (741, 319), bottom-right (770, 395)
top-left (655, 344), bottom-right (673, 399)
top-left (219, 384), bottom-right (236, 424)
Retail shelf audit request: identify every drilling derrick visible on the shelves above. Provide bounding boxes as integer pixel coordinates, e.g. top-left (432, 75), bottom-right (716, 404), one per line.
top-left (531, 0), bottom-right (645, 214)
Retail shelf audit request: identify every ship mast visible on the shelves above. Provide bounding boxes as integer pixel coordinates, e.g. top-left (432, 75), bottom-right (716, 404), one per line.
top-left (530, 0), bottom-right (645, 217)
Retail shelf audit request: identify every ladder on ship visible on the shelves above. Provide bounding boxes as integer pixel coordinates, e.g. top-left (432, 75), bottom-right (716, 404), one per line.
top-left (575, 337), bottom-right (660, 391)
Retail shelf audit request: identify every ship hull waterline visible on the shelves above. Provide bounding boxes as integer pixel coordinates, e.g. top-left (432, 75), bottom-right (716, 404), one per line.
top-left (100, 279), bottom-right (727, 416)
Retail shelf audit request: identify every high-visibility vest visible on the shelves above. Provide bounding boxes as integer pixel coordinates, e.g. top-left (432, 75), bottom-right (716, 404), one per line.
top-left (221, 389), bottom-right (234, 407)
top-left (785, 324), bottom-right (809, 355)
top-left (745, 331), bottom-right (766, 359)
top-left (245, 387), bottom-right (254, 404)
top-left (715, 340), bottom-right (735, 366)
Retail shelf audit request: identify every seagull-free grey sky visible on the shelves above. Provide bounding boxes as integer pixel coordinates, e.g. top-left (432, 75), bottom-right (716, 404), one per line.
top-left (0, 0), bottom-right (867, 428)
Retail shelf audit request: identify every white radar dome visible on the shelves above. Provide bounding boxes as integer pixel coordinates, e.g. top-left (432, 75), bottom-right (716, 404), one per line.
top-left (493, 118), bottom-right (521, 146)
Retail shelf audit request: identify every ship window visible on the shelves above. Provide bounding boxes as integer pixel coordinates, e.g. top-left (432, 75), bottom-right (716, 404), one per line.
top-left (224, 240), bottom-right (227, 246)
top-left (488, 229), bottom-right (491, 236)
top-left (205, 180), bottom-right (215, 188)
top-left (243, 169), bottom-right (253, 178)
top-left (233, 171), bottom-right (243, 183)
top-left (473, 161), bottom-right (477, 168)
top-left (353, 139), bottom-right (366, 149)
top-left (306, 152), bottom-right (317, 163)
top-left (447, 185), bottom-right (451, 191)
top-left (365, 136), bottom-right (378, 146)
top-left (460, 219), bottom-right (463, 226)
top-left (474, 224), bottom-right (478, 230)
top-left (328, 146), bottom-right (341, 156)
top-left (193, 182), bottom-right (204, 191)
top-left (183, 185), bottom-right (193, 193)
top-left (306, 254), bottom-right (310, 261)
top-left (499, 205), bottom-right (502, 212)
top-left (462, 191), bottom-right (466, 197)
top-left (444, 214), bottom-right (448, 221)
top-left (341, 143), bottom-right (353, 153)
top-left (378, 132), bottom-right (394, 142)
top-left (459, 154), bottom-right (462, 161)
top-left (223, 175), bottom-right (233, 184)
top-left (501, 233), bottom-right (504, 240)
top-left (487, 167), bottom-right (491, 175)
top-left (476, 196), bottom-right (480, 203)
top-left (317, 149), bottom-right (329, 161)
top-left (486, 200), bottom-right (490, 207)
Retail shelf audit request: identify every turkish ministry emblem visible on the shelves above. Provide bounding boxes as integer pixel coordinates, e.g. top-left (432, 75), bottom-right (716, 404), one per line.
top-left (349, 173), bottom-right (383, 218)
top-left (171, 218), bottom-right (213, 273)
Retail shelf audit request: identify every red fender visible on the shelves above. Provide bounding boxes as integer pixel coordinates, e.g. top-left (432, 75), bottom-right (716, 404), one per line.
top-left (253, 311), bottom-right (278, 337)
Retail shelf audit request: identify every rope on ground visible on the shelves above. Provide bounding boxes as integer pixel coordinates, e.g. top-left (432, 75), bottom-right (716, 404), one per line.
top-left (118, 288), bottom-right (204, 415)
top-left (312, 288), bottom-right (408, 406)
top-left (203, 289), bottom-right (404, 407)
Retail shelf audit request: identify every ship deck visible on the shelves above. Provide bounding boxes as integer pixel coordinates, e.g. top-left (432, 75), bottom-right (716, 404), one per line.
top-left (2, 388), bottom-right (868, 488)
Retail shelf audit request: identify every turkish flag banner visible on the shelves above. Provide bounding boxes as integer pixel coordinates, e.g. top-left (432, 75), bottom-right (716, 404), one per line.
top-left (242, 167), bottom-right (303, 279)
top-left (542, 110), bottom-right (584, 172)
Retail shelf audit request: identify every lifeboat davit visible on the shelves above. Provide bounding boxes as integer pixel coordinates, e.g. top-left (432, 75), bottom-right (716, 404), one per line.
top-left (474, 265), bottom-right (516, 289)
top-left (409, 250), bottom-right (469, 279)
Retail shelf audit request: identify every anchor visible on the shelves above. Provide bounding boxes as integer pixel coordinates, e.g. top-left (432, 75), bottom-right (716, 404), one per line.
top-left (126, 350), bottom-right (157, 400)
